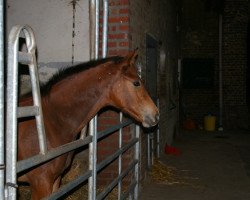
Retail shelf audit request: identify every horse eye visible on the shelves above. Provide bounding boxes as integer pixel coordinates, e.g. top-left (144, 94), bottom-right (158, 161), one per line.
top-left (133, 81), bottom-right (140, 87)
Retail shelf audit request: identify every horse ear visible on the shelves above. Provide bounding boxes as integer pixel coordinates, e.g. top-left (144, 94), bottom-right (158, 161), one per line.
top-left (128, 48), bottom-right (138, 64)
top-left (122, 49), bottom-right (138, 72)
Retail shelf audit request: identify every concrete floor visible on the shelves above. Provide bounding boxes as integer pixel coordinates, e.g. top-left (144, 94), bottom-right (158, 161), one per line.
top-left (139, 130), bottom-right (250, 200)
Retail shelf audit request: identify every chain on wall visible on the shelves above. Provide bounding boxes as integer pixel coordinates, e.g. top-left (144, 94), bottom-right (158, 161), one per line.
top-left (70, 0), bottom-right (80, 64)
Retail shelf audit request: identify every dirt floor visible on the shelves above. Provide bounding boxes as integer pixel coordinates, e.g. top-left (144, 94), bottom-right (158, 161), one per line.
top-left (139, 130), bottom-right (250, 200)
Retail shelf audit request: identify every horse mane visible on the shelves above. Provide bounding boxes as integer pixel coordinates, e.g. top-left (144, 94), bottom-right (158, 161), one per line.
top-left (40, 56), bottom-right (124, 96)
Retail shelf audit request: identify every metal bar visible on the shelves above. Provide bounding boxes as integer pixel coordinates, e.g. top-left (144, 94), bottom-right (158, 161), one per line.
top-left (89, 0), bottom-right (96, 59)
top-left (17, 106), bottom-right (39, 118)
top-left (97, 138), bottom-right (138, 172)
top-left (95, 0), bottom-right (99, 59)
top-left (44, 170), bottom-right (92, 200)
top-left (88, 116), bottom-right (97, 200)
top-left (102, 0), bottom-right (108, 58)
top-left (17, 136), bottom-right (92, 173)
top-left (156, 99), bottom-right (160, 158)
top-left (96, 160), bottom-right (138, 200)
top-left (23, 26), bottom-right (47, 154)
top-left (156, 126), bottom-right (160, 158)
top-left (97, 120), bottom-right (132, 140)
top-left (118, 113), bottom-right (123, 200)
top-left (150, 132), bottom-right (154, 165)
top-left (6, 25), bottom-right (24, 200)
top-left (218, 14), bottom-right (223, 131)
top-left (121, 180), bottom-right (137, 200)
top-left (88, 0), bottom-right (99, 199)
top-left (134, 125), bottom-right (140, 199)
top-left (0, 0), bottom-right (4, 198)
top-left (147, 134), bottom-right (151, 169)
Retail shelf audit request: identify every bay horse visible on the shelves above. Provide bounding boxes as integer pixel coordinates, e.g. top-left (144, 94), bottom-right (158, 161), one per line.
top-left (18, 50), bottom-right (159, 199)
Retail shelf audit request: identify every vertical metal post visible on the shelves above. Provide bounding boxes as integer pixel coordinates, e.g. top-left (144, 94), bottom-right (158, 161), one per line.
top-left (88, 116), bottom-right (97, 200)
top-left (156, 99), bottom-right (160, 158)
top-left (0, 0), bottom-right (4, 199)
top-left (147, 134), bottom-right (151, 169)
top-left (6, 25), bottom-right (47, 200)
top-left (118, 113), bottom-right (123, 200)
top-left (23, 28), bottom-right (47, 154)
top-left (89, 0), bottom-right (99, 199)
top-left (150, 133), bottom-right (154, 165)
top-left (95, 0), bottom-right (99, 59)
top-left (218, 14), bottom-right (223, 131)
top-left (134, 125), bottom-right (140, 199)
top-left (102, 0), bottom-right (108, 58)
top-left (6, 26), bottom-right (20, 200)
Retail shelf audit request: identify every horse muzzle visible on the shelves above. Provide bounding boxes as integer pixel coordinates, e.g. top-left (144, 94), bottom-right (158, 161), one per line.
top-left (142, 113), bottom-right (159, 128)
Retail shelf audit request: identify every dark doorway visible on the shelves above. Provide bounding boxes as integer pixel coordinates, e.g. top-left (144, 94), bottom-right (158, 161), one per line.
top-left (146, 34), bottom-right (158, 103)
top-left (247, 21), bottom-right (250, 110)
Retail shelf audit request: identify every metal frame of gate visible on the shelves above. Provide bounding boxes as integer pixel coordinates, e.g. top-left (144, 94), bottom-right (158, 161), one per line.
top-left (2, 0), bottom-right (141, 199)
top-left (0, 0), bottom-right (4, 199)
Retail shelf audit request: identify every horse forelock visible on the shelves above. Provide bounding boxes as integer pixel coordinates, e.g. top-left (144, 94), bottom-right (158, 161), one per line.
top-left (40, 56), bottom-right (124, 96)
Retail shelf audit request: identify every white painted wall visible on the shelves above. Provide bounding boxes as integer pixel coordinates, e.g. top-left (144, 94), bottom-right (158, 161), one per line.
top-left (7, 0), bottom-right (90, 64)
top-left (7, 0), bottom-right (90, 93)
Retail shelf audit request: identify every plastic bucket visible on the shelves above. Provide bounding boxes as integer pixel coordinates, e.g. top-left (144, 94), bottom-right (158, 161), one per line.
top-left (204, 115), bottom-right (216, 131)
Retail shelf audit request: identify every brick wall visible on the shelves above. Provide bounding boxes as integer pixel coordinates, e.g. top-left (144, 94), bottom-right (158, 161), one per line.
top-left (223, 0), bottom-right (248, 129)
top-left (129, 0), bottom-right (180, 182)
top-left (97, 0), bottom-right (131, 187)
top-left (97, 0), bottom-right (180, 187)
top-left (181, 0), bottom-right (249, 130)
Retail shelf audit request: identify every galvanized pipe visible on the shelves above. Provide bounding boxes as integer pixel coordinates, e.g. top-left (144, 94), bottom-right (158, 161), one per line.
top-left (17, 136), bottom-right (92, 173)
top-left (147, 134), bottom-right (151, 169)
top-left (6, 25), bottom-right (48, 199)
top-left (118, 112), bottom-right (123, 200)
top-left (156, 99), bottom-right (160, 158)
top-left (97, 160), bottom-right (138, 200)
top-left (218, 14), bottom-right (223, 131)
top-left (88, 0), bottom-right (99, 199)
top-left (134, 125), bottom-right (140, 199)
top-left (102, 0), bottom-right (108, 58)
top-left (45, 170), bottom-right (92, 200)
top-left (0, 0), bottom-right (4, 198)
top-left (6, 25), bottom-right (21, 200)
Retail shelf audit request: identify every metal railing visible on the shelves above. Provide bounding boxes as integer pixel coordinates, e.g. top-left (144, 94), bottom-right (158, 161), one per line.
top-left (5, 24), bottom-right (140, 200)
top-left (4, 1), bottom-right (142, 199)
top-left (0, 0), bottom-right (4, 199)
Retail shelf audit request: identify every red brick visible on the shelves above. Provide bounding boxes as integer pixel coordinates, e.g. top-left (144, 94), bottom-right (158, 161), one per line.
top-left (119, 25), bottom-right (129, 31)
top-left (119, 41), bottom-right (129, 47)
top-left (108, 16), bottom-right (129, 23)
top-left (119, 8), bottom-right (129, 14)
top-left (108, 33), bottom-right (128, 39)
top-left (108, 41), bottom-right (117, 48)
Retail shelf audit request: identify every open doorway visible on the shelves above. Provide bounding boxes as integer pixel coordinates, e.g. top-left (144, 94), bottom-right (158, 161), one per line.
top-left (146, 34), bottom-right (158, 103)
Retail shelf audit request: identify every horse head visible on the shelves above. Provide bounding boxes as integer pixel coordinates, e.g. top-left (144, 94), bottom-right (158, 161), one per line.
top-left (110, 50), bottom-right (159, 128)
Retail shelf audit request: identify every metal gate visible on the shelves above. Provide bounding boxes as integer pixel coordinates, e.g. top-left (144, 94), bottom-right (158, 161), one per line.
top-left (1, 1), bottom-right (141, 199)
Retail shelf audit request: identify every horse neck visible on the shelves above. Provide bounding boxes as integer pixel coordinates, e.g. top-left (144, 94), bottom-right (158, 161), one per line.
top-left (42, 65), bottom-right (116, 140)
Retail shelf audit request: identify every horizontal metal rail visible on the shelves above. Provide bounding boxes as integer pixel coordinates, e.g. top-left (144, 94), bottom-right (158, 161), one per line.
top-left (121, 180), bottom-right (137, 200)
top-left (44, 170), bottom-right (92, 200)
top-left (97, 120), bottom-right (132, 140)
top-left (17, 106), bottom-right (39, 118)
top-left (43, 137), bottom-right (138, 200)
top-left (97, 138), bottom-right (139, 172)
top-left (17, 120), bottom-right (132, 173)
top-left (17, 136), bottom-right (92, 173)
top-left (96, 160), bottom-right (138, 200)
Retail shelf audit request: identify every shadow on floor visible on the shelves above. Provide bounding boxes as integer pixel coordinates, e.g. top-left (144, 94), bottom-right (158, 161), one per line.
top-left (139, 130), bottom-right (250, 200)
